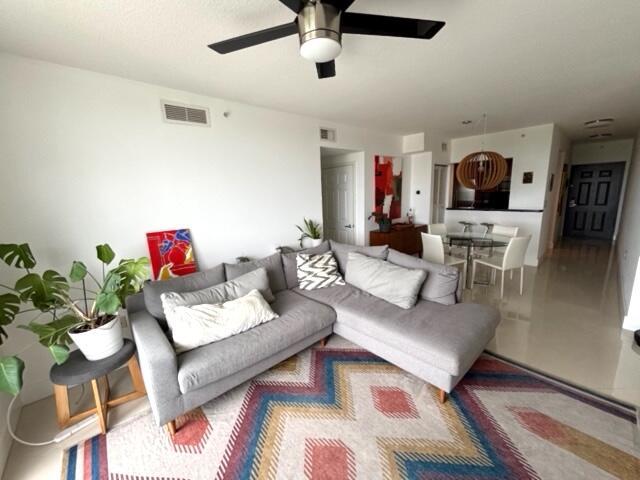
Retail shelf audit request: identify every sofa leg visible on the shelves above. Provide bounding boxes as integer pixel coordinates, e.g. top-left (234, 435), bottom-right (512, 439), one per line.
top-left (319, 336), bottom-right (329, 347)
top-left (438, 389), bottom-right (448, 404)
top-left (164, 420), bottom-right (177, 437)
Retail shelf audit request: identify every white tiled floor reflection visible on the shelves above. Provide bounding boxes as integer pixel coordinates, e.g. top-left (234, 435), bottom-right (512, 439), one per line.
top-left (465, 238), bottom-right (640, 406)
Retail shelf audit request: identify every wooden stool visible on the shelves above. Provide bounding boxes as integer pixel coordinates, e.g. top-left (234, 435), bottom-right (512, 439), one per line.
top-left (49, 339), bottom-right (146, 434)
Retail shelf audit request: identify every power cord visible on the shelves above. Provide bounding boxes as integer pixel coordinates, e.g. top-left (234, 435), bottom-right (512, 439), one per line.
top-left (6, 394), bottom-right (97, 446)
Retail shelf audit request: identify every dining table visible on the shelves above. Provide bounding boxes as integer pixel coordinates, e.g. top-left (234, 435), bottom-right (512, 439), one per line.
top-left (444, 232), bottom-right (512, 288)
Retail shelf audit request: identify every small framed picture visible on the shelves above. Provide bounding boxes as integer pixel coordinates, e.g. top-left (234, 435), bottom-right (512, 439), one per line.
top-left (523, 171), bottom-right (534, 184)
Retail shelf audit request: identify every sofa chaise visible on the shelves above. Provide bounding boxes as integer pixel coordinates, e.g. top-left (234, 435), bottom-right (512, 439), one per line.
top-left (127, 241), bottom-right (500, 434)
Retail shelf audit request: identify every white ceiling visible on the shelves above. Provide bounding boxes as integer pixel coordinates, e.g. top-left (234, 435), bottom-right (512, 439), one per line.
top-left (1, 0), bottom-right (640, 140)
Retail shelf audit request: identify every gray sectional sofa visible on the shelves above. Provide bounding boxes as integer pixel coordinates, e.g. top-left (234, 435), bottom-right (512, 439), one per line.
top-left (127, 240), bottom-right (499, 432)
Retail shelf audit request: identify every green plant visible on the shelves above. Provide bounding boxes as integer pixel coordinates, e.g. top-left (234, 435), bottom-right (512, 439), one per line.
top-left (296, 218), bottom-right (322, 247)
top-left (0, 243), bottom-right (149, 396)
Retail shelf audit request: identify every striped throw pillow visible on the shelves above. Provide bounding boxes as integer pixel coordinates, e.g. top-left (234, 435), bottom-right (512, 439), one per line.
top-left (296, 252), bottom-right (345, 290)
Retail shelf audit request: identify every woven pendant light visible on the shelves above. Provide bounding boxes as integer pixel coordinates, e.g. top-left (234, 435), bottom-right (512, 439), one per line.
top-left (456, 115), bottom-right (508, 191)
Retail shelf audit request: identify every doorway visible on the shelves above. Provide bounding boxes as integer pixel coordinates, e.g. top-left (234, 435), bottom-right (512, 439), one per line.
top-left (563, 162), bottom-right (625, 240)
top-left (431, 165), bottom-right (448, 223)
top-left (321, 148), bottom-right (361, 245)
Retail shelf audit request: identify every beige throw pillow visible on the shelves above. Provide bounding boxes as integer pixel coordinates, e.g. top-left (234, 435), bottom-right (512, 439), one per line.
top-left (163, 289), bottom-right (278, 353)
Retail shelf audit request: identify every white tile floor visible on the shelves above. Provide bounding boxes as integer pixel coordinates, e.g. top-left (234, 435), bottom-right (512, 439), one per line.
top-left (467, 238), bottom-right (640, 407)
top-left (3, 238), bottom-right (639, 479)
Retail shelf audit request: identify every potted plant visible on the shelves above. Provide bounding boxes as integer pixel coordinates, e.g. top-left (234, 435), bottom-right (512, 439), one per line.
top-left (296, 218), bottom-right (323, 248)
top-left (0, 243), bottom-right (149, 396)
top-left (368, 211), bottom-right (392, 233)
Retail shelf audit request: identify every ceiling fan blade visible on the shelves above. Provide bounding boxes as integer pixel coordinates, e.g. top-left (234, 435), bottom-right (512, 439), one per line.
top-left (209, 22), bottom-right (298, 54)
top-left (323, 0), bottom-right (357, 11)
top-left (278, 0), bottom-right (305, 13)
top-left (316, 60), bottom-right (336, 79)
top-left (342, 12), bottom-right (445, 39)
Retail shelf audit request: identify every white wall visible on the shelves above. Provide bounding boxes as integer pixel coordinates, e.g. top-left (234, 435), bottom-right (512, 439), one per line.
top-left (319, 124), bottom-right (403, 244)
top-left (0, 50), bottom-right (403, 458)
top-left (617, 132), bottom-right (640, 331)
top-left (406, 152), bottom-right (434, 225)
top-left (571, 139), bottom-right (634, 165)
top-left (538, 126), bottom-right (571, 256)
top-left (447, 124), bottom-right (558, 265)
top-left (449, 124), bottom-right (555, 210)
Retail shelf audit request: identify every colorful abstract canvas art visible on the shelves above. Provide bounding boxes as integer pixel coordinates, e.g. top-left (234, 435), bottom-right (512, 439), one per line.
top-left (374, 155), bottom-right (402, 219)
top-left (146, 229), bottom-right (197, 280)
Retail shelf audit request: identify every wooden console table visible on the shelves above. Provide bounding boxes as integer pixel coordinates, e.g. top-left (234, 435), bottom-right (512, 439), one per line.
top-left (370, 224), bottom-right (427, 256)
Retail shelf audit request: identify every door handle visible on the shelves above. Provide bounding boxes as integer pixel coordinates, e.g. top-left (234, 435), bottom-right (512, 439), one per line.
top-left (568, 200), bottom-right (576, 208)
top-left (344, 224), bottom-right (353, 229)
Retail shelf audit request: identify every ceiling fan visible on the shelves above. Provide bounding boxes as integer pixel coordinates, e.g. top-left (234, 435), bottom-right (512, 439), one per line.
top-left (208, 0), bottom-right (445, 79)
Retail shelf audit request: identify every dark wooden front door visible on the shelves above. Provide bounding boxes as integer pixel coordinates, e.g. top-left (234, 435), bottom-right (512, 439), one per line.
top-left (563, 162), bottom-right (625, 240)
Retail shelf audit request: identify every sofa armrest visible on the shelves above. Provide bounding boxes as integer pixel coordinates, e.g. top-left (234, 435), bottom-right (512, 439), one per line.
top-left (129, 309), bottom-right (181, 423)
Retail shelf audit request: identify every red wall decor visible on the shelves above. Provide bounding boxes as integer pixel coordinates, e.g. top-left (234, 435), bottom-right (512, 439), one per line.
top-left (374, 155), bottom-right (402, 219)
top-left (146, 229), bottom-right (197, 280)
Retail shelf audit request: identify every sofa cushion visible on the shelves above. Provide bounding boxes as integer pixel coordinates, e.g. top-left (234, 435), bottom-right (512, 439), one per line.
top-left (143, 264), bottom-right (225, 323)
top-left (297, 252), bottom-right (345, 290)
top-left (282, 241), bottom-right (330, 289)
top-left (387, 249), bottom-right (460, 305)
top-left (176, 289), bottom-right (336, 394)
top-left (225, 252), bottom-right (287, 293)
top-left (165, 289), bottom-right (278, 353)
top-left (161, 267), bottom-right (274, 312)
top-left (329, 240), bottom-right (389, 275)
top-left (345, 252), bottom-right (426, 309)
top-left (297, 286), bottom-right (499, 376)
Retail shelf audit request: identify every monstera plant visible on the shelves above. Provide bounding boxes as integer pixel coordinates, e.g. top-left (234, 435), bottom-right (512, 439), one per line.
top-left (0, 243), bottom-right (149, 396)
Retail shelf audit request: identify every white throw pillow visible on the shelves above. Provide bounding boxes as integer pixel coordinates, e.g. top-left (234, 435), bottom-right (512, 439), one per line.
top-left (296, 252), bottom-right (345, 290)
top-left (163, 289), bottom-right (279, 353)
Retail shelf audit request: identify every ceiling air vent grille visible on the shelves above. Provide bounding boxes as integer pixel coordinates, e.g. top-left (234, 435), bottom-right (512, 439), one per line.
top-left (161, 101), bottom-right (210, 126)
top-left (320, 127), bottom-right (337, 142)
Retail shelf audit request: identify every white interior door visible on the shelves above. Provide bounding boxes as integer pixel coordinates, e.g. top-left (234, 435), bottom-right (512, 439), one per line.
top-left (322, 164), bottom-right (355, 244)
top-left (432, 165), bottom-right (447, 223)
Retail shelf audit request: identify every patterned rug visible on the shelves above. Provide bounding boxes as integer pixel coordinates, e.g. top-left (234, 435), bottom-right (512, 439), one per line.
top-left (61, 339), bottom-right (640, 479)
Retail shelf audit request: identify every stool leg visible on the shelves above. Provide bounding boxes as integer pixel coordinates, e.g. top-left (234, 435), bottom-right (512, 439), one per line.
top-left (91, 379), bottom-right (108, 434)
top-left (127, 355), bottom-right (146, 394)
top-left (53, 384), bottom-right (70, 428)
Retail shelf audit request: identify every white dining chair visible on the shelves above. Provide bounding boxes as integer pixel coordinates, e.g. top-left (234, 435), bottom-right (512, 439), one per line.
top-left (427, 223), bottom-right (447, 236)
top-left (491, 225), bottom-right (519, 237)
top-left (421, 233), bottom-right (467, 287)
top-left (471, 236), bottom-right (531, 298)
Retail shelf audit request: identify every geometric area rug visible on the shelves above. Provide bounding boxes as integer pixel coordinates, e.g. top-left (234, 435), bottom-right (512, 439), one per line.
top-left (61, 340), bottom-right (640, 479)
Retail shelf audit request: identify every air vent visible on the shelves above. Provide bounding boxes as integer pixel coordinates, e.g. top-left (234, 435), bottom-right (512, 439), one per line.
top-left (320, 127), bottom-right (337, 142)
top-left (161, 101), bottom-right (210, 126)
top-left (589, 133), bottom-right (613, 139)
top-left (441, 142), bottom-right (448, 152)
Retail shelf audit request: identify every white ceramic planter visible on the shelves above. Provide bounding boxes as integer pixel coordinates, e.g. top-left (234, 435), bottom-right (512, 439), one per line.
top-left (302, 237), bottom-right (323, 248)
top-left (69, 316), bottom-right (124, 361)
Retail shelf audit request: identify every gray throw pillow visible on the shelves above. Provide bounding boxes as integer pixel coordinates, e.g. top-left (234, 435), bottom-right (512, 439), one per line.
top-left (160, 267), bottom-right (274, 314)
top-left (296, 252), bottom-right (345, 290)
top-left (329, 240), bottom-right (389, 275)
top-left (345, 252), bottom-right (426, 309)
top-left (386, 249), bottom-right (460, 305)
top-left (282, 241), bottom-right (330, 289)
top-left (224, 252), bottom-right (287, 293)
top-left (143, 264), bottom-right (225, 322)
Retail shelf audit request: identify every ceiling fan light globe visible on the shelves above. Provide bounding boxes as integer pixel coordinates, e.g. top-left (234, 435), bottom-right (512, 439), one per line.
top-left (300, 37), bottom-right (342, 63)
